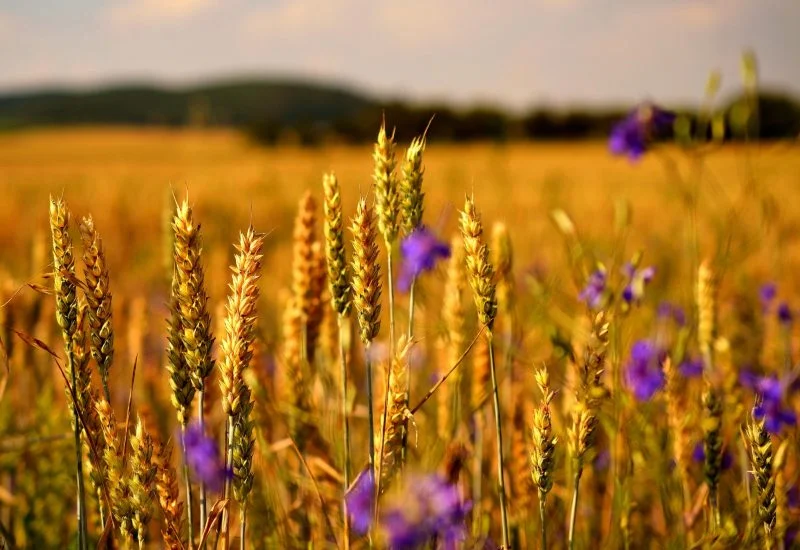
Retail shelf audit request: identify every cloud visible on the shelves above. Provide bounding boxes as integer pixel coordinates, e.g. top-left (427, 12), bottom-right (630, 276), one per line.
top-left (105, 0), bottom-right (217, 27)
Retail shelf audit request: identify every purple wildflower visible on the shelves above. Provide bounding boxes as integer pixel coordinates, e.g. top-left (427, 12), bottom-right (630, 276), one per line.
top-left (657, 301), bottom-right (686, 327)
top-left (778, 301), bottom-right (793, 327)
top-left (753, 375), bottom-right (797, 434)
top-left (346, 469), bottom-right (375, 534)
top-left (379, 474), bottom-right (470, 549)
top-left (625, 339), bottom-right (666, 401)
top-left (609, 103), bottom-right (676, 161)
top-left (678, 356), bottom-right (703, 378)
top-left (182, 422), bottom-right (231, 493)
top-left (760, 282), bottom-right (777, 312)
top-left (622, 263), bottom-right (655, 305)
top-left (398, 227), bottom-right (451, 292)
top-left (692, 442), bottom-right (733, 471)
top-left (579, 269), bottom-right (607, 309)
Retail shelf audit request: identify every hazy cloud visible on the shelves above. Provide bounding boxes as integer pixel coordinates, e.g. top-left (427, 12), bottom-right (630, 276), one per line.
top-left (105, 0), bottom-right (217, 27)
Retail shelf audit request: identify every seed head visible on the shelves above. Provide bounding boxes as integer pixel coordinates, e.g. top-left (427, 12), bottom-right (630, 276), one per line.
top-left (399, 136), bottom-right (425, 236)
top-left (350, 198), bottom-right (382, 345)
top-left (459, 195), bottom-right (497, 331)
top-left (322, 172), bottom-right (350, 316)
top-left (373, 123), bottom-right (400, 245)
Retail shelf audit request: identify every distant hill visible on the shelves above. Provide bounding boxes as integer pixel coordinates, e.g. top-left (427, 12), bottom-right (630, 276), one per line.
top-left (0, 79), bottom-right (797, 144)
top-left (0, 79), bottom-right (377, 128)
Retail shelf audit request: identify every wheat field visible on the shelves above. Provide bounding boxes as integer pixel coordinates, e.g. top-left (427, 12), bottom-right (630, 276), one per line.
top-left (1, 126), bottom-right (800, 549)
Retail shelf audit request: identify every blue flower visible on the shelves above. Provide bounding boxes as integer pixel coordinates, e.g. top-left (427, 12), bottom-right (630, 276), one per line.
top-left (609, 103), bottom-right (676, 161)
top-left (622, 263), bottom-right (655, 305)
top-left (754, 376), bottom-right (797, 434)
top-left (625, 339), bottom-right (666, 401)
top-left (379, 474), bottom-right (470, 549)
top-left (678, 356), bottom-right (703, 378)
top-left (579, 269), bottom-right (607, 309)
top-left (657, 301), bottom-right (686, 327)
top-left (398, 227), bottom-right (451, 292)
top-left (182, 422), bottom-right (231, 493)
top-left (346, 468), bottom-right (375, 534)
top-left (742, 373), bottom-right (797, 434)
top-left (778, 301), bottom-right (793, 327)
top-left (760, 282), bottom-right (777, 312)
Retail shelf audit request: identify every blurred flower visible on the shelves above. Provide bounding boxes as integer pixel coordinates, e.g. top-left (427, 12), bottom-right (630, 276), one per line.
top-left (346, 468), bottom-right (375, 534)
top-left (182, 422), bottom-right (231, 493)
top-left (398, 227), bottom-right (451, 292)
top-left (657, 301), bottom-right (686, 327)
top-left (622, 263), bottom-right (655, 305)
top-left (579, 269), bottom-right (607, 309)
top-left (609, 103), bottom-right (676, 161)
top-left (692, 442), bottom-right (733, 470)
top-left (778, 301), bottom-right (793, 327)
top-left (741, 373), bottom-right (797, 434)
top-left (759, 282), bottom-right (777, 311)
top-left (379, 473), bottom-right (470, 549)
top-left (679, 356), bottom-right (703, 378)
top-left (625, 339), bottom-right (666, 401)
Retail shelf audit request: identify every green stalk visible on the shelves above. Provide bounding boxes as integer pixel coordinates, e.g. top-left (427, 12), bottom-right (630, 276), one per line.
top-left (68, 349), bottom-right (88, 550)
top-left (487, 334), bottom-right (510, 548)
top-left (221, 418), bottom-right (233, 550)
top-left (181, 425), bottom-right (195, 550)
top-left (240, 505), bottom-right (247, 550)
top-left (539, 496), bottom-right (547, 550)
top-left (400, 276), bottom-right (416, 468)
top-left (338, 315), bottom-right (352, 550)
top-left (198, 390), bottom-right (207, 543)
top-left (568, 473), bottom-right (581, 550)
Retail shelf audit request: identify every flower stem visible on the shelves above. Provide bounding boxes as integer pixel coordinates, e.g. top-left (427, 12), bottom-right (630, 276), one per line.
top-left (568, 473), bottom-right (581, 550)
top-left (487, 334), bottom-right (510, 548)
top-left (181, 425), bottom-right (195, 550)
top-left (198, 390), bottom-right (207, 544)
top-left (68, 350), bottom-right (88, 550)
top-left (338, 315), bottom-right (352, 550)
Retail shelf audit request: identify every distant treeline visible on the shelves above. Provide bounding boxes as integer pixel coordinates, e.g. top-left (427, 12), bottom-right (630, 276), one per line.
top-left (0, 79), bottom-right (797, 145)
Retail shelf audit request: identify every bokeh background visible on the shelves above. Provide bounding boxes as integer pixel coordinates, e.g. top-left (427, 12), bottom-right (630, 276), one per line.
top-left (1, 1), bottom-right (800, 548)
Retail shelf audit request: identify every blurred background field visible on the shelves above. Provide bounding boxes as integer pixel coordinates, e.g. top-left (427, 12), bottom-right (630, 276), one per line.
top-left (3, 127), bottom-right (800, 296)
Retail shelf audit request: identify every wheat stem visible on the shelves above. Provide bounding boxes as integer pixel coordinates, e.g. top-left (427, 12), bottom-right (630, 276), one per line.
top-left (487, 335), bottom-right (510, 548)
top-left (568, 473), bottom-right (581, 550)
top-left (197, 391), bottom-right (207, 540)
top-left (338, 316), bottom-right (352, 550)
top-left (539, 496), bottom-right (547, 550)
top-left (69, 348), bottom-right (88, 550)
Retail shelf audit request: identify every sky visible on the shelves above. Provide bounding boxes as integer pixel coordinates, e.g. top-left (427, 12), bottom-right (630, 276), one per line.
top-left (1, 0), bottom-right (798, 109)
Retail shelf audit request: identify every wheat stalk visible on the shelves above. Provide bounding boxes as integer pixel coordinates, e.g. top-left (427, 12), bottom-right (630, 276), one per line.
top-left (459, 194), bottom-right (509, 547)
top-left (350, 196), bottom-right (381, 503)
top-left (568, 312), bottom-right (608, 550)
top-left (79, 215), bottom-right (114, 402)
top-left (172, 198), bottom-right (215, 530)
top-left (745, 406), bottom-right (776, 548)
top-left (322, 171), bottom-right (353, 549)
top-left (154, 439), bottom-right (185, 550)
top-left (531, 365), bottom-right (557, 549)
top-left (129, 417), bottom-right (157, 549)
top-left (49, 196), bottom-right (88, 550)
top-left (219, 227), bottom-right (263, 545)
